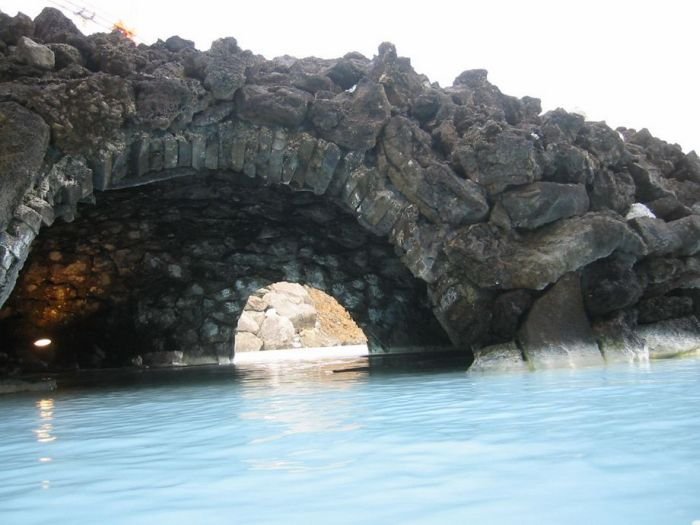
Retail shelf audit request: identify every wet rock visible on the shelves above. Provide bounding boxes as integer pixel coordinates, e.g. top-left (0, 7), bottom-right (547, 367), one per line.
top-left (592, 311), bottom-right (648, 363)
top-left (636, 316), bottom-right (700, 358)
top-left (469, 341), bottom-right (528, 373)
top-left (518, 273), bottom-right (605, 369)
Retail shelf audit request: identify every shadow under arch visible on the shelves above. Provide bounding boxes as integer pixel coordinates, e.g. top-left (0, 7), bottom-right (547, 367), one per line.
top-left (0, 171), bottom-right (454, 370)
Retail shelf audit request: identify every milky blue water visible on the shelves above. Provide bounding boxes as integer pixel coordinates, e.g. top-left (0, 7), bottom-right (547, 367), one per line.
top-left (1, 357), bottom-right (700, 525)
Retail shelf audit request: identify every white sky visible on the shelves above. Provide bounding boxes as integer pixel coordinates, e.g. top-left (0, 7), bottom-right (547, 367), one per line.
top-left (5, 0), bottom-right (700, 153)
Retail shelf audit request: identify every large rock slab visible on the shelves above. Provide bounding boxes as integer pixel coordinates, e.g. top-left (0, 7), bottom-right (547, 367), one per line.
top-left (518, 273), bottom-right (605, 368)
top-left (498, 181), bottom-right (589, 229)
top-left (445, 213), bottom-right (647, 290)
top-left (0, 102), bottom-right (50, 231)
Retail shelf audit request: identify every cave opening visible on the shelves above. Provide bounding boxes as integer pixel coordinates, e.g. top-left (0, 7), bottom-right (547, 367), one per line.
top-left (0, 171), bottom-right (453, 372)
top-left (234, 281), bottom-right (368, 353)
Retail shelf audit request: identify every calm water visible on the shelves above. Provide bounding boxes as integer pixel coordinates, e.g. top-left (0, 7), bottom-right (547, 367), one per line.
top-left (1, 357), bottom-right (700, 525)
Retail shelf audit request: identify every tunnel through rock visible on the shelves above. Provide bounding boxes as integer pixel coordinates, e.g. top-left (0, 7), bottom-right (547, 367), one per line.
top-left (0, 172), bottom-right (451, 370)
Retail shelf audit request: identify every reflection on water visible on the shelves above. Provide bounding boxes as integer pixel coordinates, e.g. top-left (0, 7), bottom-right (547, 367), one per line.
top-left (0, 357), bottom-right (699, 524)
top-left (34, 398), bottom-right (56, 444)
top-left (33, 398), bottom-right (55, 490)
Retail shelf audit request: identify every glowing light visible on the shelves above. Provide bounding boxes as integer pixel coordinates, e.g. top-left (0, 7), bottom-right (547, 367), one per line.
top-left (33, 338), bottom-right (52, 348)
top-left (113, 20), bottom-right (137, 40)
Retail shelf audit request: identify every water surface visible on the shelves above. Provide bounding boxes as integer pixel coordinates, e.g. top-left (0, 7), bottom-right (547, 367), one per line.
top-left (1, 357), bottom-right (699, 524)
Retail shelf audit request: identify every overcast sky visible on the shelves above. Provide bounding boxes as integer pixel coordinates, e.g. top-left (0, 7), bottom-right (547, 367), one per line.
top-left (5, 0), bottom-right (700, 153)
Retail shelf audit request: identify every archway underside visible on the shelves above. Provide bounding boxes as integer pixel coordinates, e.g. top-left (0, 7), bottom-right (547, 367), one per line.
top-left (0, 172), bottom-right (452, 369)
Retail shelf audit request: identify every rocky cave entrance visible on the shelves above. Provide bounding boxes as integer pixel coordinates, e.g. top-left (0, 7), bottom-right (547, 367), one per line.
top-left (0, 171), bottom-right (452, 372)
top-left (234, 281), bottom-right (367, 353)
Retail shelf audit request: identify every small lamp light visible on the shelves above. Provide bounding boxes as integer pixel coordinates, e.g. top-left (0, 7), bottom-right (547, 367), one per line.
top-left (33, 338), bottom-right (52, 348)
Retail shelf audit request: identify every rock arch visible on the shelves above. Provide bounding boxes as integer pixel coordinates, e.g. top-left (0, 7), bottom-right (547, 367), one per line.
top-left (2, 8), bottom-right (700, 371)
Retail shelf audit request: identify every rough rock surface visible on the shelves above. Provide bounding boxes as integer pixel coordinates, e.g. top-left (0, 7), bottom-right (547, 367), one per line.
top-left (519, 273), bottom-right (605, 368)
top-left (234, 281), bottom-right (366, 351)
top-left (635, 316), bottom-right (700, 358)
top-left (468, 341), bottom-right (528, 373)
top-left (0, 7), bottom-right (699, 372)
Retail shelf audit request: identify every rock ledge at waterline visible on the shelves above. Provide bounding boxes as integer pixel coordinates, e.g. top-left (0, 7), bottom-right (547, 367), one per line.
top-left (0, 7), bottom-right (699, 374)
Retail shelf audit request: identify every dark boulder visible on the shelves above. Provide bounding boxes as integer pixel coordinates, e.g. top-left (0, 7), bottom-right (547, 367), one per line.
top-left (0, 11), bottom-right (34, 45)
top-left (581, 252), bottom-right (643, 316)
top-left (453, 125), bottom-right (542, 194)
top-left (310, 79), bottom-right (391, 151)
top-left (445, 213), bottom-right (646, 290)
top-left (235, 85), bottom-right (312, 128)
top-left (498, 181), bottom-right (589, 230)
top-left (629, 216), bottom-right (700, 257)
top-left (518, 273), bottom-right (604, 369)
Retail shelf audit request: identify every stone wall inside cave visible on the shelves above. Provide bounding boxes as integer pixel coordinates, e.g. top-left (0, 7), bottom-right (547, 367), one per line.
top-left (1, 7), bottom-right (700, 373)
top-left (0, 174), bottom-right (448, 369)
